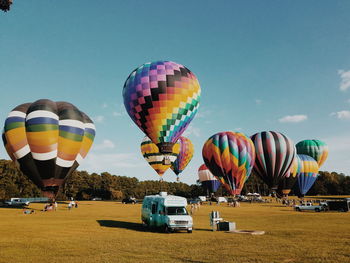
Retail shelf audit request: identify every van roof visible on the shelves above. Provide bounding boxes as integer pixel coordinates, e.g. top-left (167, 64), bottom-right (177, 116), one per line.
top-left (144, 194), bottom-right (187, 206)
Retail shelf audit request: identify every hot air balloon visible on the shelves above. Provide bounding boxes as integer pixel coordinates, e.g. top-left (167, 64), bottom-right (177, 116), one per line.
top-left (171, 136), bottom-right (194, 181)
top-left (251, 131), bottom-right (296, 191)
top-left (278, 155), bottom-right (301, 197)
top-left (2, 99), bottom-right (96, 199)
top-left (141, 136), bottom-right (180, 179)
top-left (296, 139), bottom-right (328, 167)
top-left (123, 61), bottom-right (201, 155)
top-left (198, 164), bottom-right (221, 193)
top-left (202, 131), bottom-right (255, 196)
top-left (0, 0), bottom-right (12, 12)
top-left (297, 154), bottom-right (319, 197)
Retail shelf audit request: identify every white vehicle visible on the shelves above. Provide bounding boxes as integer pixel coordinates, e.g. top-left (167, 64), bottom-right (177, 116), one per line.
top-left (142, 192), bottom-right (193, 233)
top-left (294, 203), bottom-right (325, 212)
top-left (5, 198), bottom-right (30, 207)
top-left (217, 197), bottom-right (227, 203)
top-left (198, 196), bottom-right (206, 202)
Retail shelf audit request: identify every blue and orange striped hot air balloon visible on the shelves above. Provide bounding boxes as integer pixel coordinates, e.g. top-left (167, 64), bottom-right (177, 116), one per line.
top-left (202, 131), bottom-right (255, 196)
top-left (297, 154), bottom-right (319, 197)
top-left (278, 155), bottom-right (302, 196)
top-left (2, 99), bottom-right (96, 198)
top-left (251, 131), bottom-right (296, 191)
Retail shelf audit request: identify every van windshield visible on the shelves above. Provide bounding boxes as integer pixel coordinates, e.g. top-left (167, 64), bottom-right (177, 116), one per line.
top-left (166, 207), bottom-right (188, 215)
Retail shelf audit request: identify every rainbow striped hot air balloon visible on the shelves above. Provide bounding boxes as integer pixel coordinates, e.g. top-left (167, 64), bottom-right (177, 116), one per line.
top-left (123, 61), bottom-right (201, 154)
top-left (198, 164), bottom-right (221, 193)
top-left (2, 99), bottom-right (96, 198)
top-left (202, 131), bottom-right (255, 196)
top-left (297, 154), bottom-right (319, 196)
top-left (251, 131), bottom-right (296, 190)
top-left (141, 136), bottom-right (180, 179)
top-left (296, 139), bottom-right (328, 167)
top-left (171, 136), bottom-right (194, 181)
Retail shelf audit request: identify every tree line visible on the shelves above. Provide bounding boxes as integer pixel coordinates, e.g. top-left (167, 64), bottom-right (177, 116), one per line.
top-left (0, 159), bottom-right (349, 200)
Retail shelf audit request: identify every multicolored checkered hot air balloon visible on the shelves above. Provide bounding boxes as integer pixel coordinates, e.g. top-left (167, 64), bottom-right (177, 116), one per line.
top-left (198, 164), bottom-right (221, 193)
top-left (123, 61), bottom-right (201, 155)
top-left (2, 99), bottom-right (96, 198)
top-left (251, 131), bottom-right (296, 191)
top-left (296, 139), bottom-right (328, 167)
top-left (278, 154), bottom-right (302, 197)
top-left (170, 136), bottom-right (194, 181)
top-left (297, 154), bottom-right (319, 196)
top-left (202, 131), bottom-right (255, 196)
top-left (140, 136), bottom-right (180, 179)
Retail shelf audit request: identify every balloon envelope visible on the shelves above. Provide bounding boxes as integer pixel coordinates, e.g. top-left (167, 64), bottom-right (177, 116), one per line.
top-left (278, 154), bottom-right (301, 196)
top-left (2, 99), bottom-right (96, 198)
top-left (123, 61), bottom-right (201, 153)
top-left (297, 154), bottom-right (319, 196)
top-left (251, 131), bottom-right (296, 190)
top-left (198, 164), bottom-right (221, 193)
top-left (202, 131), bottom-right (255, 195)
top-left (296, 139), bottom-right (328, 167)
top-left (171, 136), bottom-right (194, 178)
top-left (141, 136), bottom-right (180, 178)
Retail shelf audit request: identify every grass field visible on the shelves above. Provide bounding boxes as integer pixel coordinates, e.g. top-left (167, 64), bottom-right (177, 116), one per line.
top-left (0, 200), bottom-right (349, 263)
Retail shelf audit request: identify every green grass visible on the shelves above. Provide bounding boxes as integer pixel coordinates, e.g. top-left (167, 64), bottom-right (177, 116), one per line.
top-left (0, 200), bottom-right (349, 263)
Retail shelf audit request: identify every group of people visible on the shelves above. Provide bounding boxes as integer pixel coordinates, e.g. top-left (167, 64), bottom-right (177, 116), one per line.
top-left (43, 202), bottom-right (58, 212)
top-left (67, 200), bottom-right (78, 210)
top-left (190, 202), bottom-right (201, 214)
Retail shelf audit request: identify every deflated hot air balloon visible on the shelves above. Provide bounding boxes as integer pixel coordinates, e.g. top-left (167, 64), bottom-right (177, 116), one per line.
top-left (296, 139), bottom-right (328, 167)
top-left (2, 99), bottom-right (96, 198)
top-left (251, 131), bottom-right (296, 191)
top-left (297, 154), bottom-right (319, 197)
top-left (141, 136), bottom-right (180, 179)
top-left (171, 136), bottom-right (194, 181)
top-left (198, 164), bottom-right (221, 193)
top-left (278, 155), bottom-right (301, 197)
top-left (123, 61), bottom-right (201, 154)
top-left (202, 131), bottom-right (255, 196)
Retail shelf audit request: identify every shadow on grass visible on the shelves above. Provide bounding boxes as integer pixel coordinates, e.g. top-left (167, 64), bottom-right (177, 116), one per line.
top-left (97, 220), bottom-right (149, 232)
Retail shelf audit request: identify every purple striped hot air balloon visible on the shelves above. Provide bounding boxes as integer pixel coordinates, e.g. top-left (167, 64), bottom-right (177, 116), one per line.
top-left (250, 131), bottom-right (296, 191)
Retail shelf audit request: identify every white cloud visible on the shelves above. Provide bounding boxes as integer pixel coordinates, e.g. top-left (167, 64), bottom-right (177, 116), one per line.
top-left (338, 70), bottom-right (350, 91)
top-left (112, 111), bottom-right (122, 117)
top-left (93, 139), bottom-right (115, 150)
top-left (278, 114), bottom-right (307, 123)
top-left (93, 115), bottom-right (105, 123)
top-left (330, 110), bottom-right (350, 120)
top-left (183, 125), bottom-right (201, 137)
top-left (79, 153), bottom-right (141, 173)
top-left (255, 99), bottom-right (262, 105)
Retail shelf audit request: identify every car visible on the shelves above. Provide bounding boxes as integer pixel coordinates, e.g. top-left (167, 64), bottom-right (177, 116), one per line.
top-left (122, 197), bottom-right (137, 204)
top-left (4, 198), bottom-right (30, 207)
top-left (294, 203), bottom-right (325, 212)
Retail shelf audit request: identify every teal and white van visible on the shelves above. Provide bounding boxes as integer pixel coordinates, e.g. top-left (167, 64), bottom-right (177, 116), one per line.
top-left (141, 192), bottom-right (193, 233)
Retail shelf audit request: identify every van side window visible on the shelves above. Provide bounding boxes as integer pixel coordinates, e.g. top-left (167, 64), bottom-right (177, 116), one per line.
top-left (151, 204), bottom-right (157, 214)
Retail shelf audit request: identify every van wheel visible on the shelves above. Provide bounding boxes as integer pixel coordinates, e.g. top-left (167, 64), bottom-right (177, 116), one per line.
top-left (315, 208), bottom-right (320, 212)
top-left (164, 225), bottom-right (170, 233)
top-left (187, 229), bottom-right (192, 233)
top-left (295, 207), bottom-right (300, 212)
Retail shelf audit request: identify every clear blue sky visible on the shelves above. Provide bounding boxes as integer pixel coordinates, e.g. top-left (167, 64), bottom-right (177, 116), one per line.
top-left (1, 1), bottom-right (350, 184)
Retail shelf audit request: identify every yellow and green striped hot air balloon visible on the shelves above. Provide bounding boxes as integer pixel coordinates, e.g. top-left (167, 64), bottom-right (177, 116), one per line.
top-left (296, 139), bottom-right (328, 167)
top-left (2, 99), bottom-right (95, 198)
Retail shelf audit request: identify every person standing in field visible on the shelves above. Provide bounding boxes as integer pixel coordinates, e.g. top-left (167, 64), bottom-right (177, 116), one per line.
top-left (68, 202), bottom-right (72, 210)
top-left (54, 202), bottom-right (58, 211)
